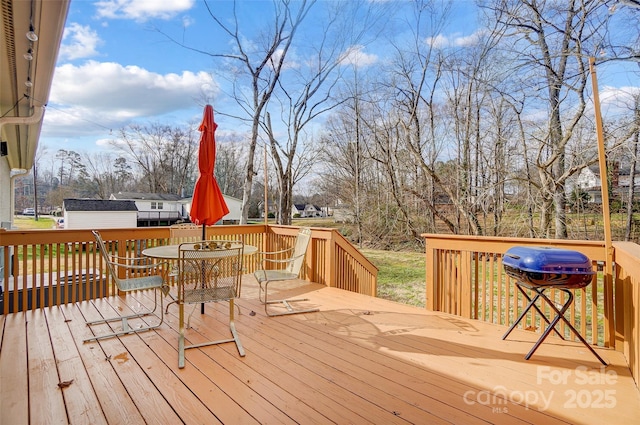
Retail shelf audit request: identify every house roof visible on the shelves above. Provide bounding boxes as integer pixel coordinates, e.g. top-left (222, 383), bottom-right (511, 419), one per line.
top-left (293, 204), bottom-right (321, 210)
top-left (111, 192), bottom-right (183, 202)
top-left (587, 164), bottom-right (636, 177)
top-left (1, 1), bottom-right (70, 171)
top-left (63, 199), bottom-right (138, 212)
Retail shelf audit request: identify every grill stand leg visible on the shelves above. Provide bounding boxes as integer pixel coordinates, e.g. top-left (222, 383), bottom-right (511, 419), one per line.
top-left (526, 288), bottom-right (607, 366)
top-left (504, 284), bottom-right (607, 366)
top-left (502, 284), bottom-right (565, 341)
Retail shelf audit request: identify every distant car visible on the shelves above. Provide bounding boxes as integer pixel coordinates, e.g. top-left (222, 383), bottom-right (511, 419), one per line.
top-left (22, 208), bottom-right (35, 216)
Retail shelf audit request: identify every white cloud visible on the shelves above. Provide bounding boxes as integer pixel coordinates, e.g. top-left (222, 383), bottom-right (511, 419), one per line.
top-left (454, 32), bottom-right (483, 47)
top-left (95, 0), bottom-right (195, 22)
top-left (43, 61), bottom-right (217, 137)
top-left (425, 34), bottom-right (449, 49)
top-left (59, 23), bottom-right (102, 61)
top-left (600, 85), bottom-right (640, 115)
top-left (339, 45), bottom-right (378, 67)
top-left (426, 30), bottom-right (484, 49)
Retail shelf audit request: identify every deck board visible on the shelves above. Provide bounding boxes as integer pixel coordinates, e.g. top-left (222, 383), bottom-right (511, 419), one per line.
top-left (77, 298), bottom-right (184, 425)
top-left (59, 303), bottom-right (146, 425)
top-left (1, 313), bottom-right (29, 425)
top-left (27, 310), bottom-right (67, 425)
top-left (1, 277), bottom-right (639, 424)
top-left (46, 307), bottom-right (109, 425)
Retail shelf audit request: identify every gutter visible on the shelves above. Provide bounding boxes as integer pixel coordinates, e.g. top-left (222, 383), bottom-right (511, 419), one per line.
top-left (0, 105), bottom-right (45, 128)
top-left (0, 105), bottom-right (45, 177)
top-left (0, 106), bottom-right (46, 226)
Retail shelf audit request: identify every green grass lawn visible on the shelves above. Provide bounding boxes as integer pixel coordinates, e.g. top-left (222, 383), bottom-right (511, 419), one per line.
top-left (361, 249), bottom-right (426, 308)
top-left (13, 216), bottom-right (56, 229)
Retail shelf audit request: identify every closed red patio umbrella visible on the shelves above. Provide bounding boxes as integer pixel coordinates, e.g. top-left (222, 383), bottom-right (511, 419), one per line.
top-left (190, 104), bottom-right (229, 314)
top-left (190, 104), bottom-right (229, 239)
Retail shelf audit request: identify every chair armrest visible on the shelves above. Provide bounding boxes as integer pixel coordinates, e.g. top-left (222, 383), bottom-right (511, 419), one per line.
top-left (110, 254), bottom-right (154, 263)
top-left (108, 259), bottom-right (169, 272)
top-left (109, 260), bottom-right (171, 282)
top-left (257, 247), bottom-right (294, 256)
top-left (259, 253), bottom-right (305, 266)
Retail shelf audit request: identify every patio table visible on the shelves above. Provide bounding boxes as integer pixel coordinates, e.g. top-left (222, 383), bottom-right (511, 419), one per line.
top-left (142, 243), bottom-right (257, 260)
top-left (142, 242), bottom-right (257, 314)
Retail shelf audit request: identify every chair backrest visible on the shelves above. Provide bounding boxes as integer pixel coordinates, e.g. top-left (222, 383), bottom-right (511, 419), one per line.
top-left (286, 227), bottom-right (312, 275)
top-left (92, 230), bottom-right (123, 289)
top-left (170, 223), bottom-right (202, 244)
top-left (178, 241), bottom-right (243, 303)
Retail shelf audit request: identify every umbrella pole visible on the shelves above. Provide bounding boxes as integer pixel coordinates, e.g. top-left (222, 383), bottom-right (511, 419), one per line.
top-left (202, 223), bottom-right (206, 314)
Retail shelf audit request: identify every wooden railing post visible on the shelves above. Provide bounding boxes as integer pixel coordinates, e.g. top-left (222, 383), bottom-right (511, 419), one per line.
top-left (425, 241), bottom-right (437, 311)
top-left (460, 250), bottom-right (472, 318)
top-left (323, 230), bottom-right (335, 288)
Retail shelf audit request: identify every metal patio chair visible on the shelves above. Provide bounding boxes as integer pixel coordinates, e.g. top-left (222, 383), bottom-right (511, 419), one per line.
top-left (168, 222), bottom-right (202, 276)
top-left (164, 223), bottom-right (204, 312)
top-left (169, 223), bottom-right (202, 244)
top-left (178, 241), bottom-right (245, 368)
top-left (84, 230), bottom-right (168, 342)
top-left (254, 227), bottom-right (319, 317)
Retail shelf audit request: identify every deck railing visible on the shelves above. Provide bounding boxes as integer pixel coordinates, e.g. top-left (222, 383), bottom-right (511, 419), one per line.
top-left (423, 233), bottom-right (640, 387)
top-left (0, 224), bottom-right (377, 314)
top-left (611, 242), bottom-right (640, 386)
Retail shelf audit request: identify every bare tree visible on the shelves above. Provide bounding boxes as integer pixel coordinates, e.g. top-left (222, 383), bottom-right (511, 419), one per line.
top-left (259, 1), bottom-right (387, 225)
top-left (160, 0), bottom-right (317, 223)
top-left (484, 0), bottom-right (611, 238)
top-left (83, 152), bottom-right (134, 199)
top-left (214, 141), bottom-right (246, 199)
top-left (111, 123), bottom-right (198, 195)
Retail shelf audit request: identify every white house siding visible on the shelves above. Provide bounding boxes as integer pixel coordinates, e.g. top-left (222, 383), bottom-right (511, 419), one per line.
top-left (64, 211), bottom-right (138, 229)
top-left (576, 168), bottom-right (598, 189)
top-left (182, 195), bottom-right (242, 223)
top-left (224, 197), bottom-right (242, 222)
top-left (134, 200), bottom-right (182, 213)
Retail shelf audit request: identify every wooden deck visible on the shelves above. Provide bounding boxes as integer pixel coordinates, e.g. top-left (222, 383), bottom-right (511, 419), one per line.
top-left (1, 278), bottom-right (639, 425)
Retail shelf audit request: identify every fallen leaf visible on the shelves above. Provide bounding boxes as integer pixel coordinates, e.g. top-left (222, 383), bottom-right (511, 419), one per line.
top-left (58, 380), bottom-right (74, 389)
top-left (113, 352), bottom-right (129, 364)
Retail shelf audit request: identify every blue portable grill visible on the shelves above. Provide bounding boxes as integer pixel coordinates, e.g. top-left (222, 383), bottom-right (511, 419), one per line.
top-left (501, 246), bottom-right (606, 365)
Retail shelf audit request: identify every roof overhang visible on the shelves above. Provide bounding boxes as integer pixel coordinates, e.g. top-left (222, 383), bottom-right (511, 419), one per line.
top-left (0, 0), bottom-right (70, 171)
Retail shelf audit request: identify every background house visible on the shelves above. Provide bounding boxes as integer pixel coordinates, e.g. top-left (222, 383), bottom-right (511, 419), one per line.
top-left (63, 199), bottom-right (138, 229)
top-left (574, 164), bottom-right (640, 203)
top-left (112, 192), bottom-right (244, 225)
top-left (291, 204), bottom-right (324, 218)
top-left (110, 192), bottom-right (186, 226)
top-left (182, 194), bottom-right (243, 224)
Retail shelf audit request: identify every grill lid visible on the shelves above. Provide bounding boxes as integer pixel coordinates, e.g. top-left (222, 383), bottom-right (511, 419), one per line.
top-left (503, 246), bottom-right (594, 275)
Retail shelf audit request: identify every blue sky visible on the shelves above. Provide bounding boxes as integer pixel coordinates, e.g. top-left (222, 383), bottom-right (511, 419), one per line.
top-left (39, 0), bottom-right (485, 155)
top-left (39, 0), bottom-right (638, 157)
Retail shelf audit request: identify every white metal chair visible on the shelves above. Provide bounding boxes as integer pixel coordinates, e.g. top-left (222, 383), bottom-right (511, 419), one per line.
top-left (168, 223), bottom-right (202, 277)
top-left (84, 230), bottom-right (168, 342)
top-left (169, 223), bottom-right (202, 244)
top-left (164, 223), bottom-right (203, 312)
top-left (178, 240), bottom-right (245, 368)
top-left (254, 227), bottom-right (319, 317)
